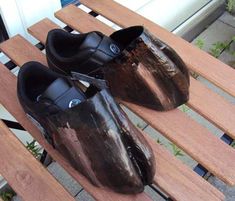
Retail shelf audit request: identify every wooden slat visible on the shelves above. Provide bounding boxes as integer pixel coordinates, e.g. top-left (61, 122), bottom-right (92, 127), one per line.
top-left (0, 35), bottom-right (47, 67)
top-left (0, 119), bottom-right (75, 201)
top-left (0, 39), bottom-right (224, 201)
top-left (54, 7), bottom-right (235, 183)
top-left (28, 18), bottom-right (60, 45)
top-left (80, 0), bottom-right (235, 98)
top-left (0, 63), bottom-right (152, 201)
top-left (55, 5), bottom-right (235, 140)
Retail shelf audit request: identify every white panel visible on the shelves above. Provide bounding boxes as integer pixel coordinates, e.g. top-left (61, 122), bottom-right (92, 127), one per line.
top-left (0, 0), bottom-right (26, 38)
top-left (0, 0), bottom-right (63, 43)
top-left (114, 0), bottom-right (152, 11)
top-left (137, 0), bottom-right (211, 31)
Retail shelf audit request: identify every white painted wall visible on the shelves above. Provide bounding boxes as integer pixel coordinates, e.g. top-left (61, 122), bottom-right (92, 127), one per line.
top-left (0, 0), bottom-right (62, 43)
top-left (114, 0), bottom-right (224, 33)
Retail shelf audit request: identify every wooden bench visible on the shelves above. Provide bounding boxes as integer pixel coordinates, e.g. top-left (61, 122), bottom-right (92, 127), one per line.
top-left (0, 1), bottom-right (234, 200)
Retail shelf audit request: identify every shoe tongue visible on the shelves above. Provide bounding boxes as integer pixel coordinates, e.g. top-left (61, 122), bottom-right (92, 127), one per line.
top-left (38, 78), bottom-right (86, 110)
top-left (79, 32), bottom-right (103, 50)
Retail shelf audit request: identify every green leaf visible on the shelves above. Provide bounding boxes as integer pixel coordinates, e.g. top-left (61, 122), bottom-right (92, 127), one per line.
top-left (232, 36), bottom-right (235, 42)
top-left (156, 138), bottom-right (164, 145)
top-left (169, 143), bottom-right (185, 157)
top-left (180, 104), bottom-right (190, 113)
top-left (195, 38), bottom-right (204, 49)
top-left (227, 0), bottom-right (235, 13)
top-left (26, 140), bottom-right (42, 159)
top-left (0, 190), bottom-right (15, 201)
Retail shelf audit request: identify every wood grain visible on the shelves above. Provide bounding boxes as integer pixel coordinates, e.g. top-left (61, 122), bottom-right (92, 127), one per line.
top-left (27, 18), bottom-right (60, 45)
top-left (0, 41), bottom-right (224, 200)
top-left (0, 119), bottom-right (76, 201)
top-left (55, 5), bottom-right (235, 140)
top-left (54, 7), bottom-right (235, 184)
top-left (0, 35), bottom-right (47, 67)
top-left (80, 0), bottom-right (235, 98)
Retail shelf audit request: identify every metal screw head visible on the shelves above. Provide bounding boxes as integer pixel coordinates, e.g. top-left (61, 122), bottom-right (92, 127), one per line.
top-left (110, 43), bottom-right (120, 54)
top-left (69, 99), bottom-right (81, 108)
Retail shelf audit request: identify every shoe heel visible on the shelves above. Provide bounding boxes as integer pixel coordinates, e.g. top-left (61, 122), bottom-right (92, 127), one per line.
top-left (47, 57), bottom-right (68, 76)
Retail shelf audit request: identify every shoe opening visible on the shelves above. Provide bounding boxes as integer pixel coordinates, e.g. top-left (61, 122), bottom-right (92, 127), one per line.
top-left (110, 26), bottom-right (144, 47)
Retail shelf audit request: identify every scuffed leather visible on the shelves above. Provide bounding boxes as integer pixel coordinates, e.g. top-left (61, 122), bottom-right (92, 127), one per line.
top-left (46, 89), bottom-right (156, 194)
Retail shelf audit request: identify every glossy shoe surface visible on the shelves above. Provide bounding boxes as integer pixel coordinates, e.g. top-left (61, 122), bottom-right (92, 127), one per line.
top-left (17, 61), bottom-right (156, 194)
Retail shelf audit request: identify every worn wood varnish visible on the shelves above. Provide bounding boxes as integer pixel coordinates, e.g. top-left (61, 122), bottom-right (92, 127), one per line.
top-left (0, 35), bottom-right (223, 200)
top-left (0, 118), bottom-right (76, 201)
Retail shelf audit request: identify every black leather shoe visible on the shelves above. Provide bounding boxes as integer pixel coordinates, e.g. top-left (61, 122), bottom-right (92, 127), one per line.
top-left (17, 61), bottom-right (156, 194)
top-left (46, 26), bottom-right (189, 111)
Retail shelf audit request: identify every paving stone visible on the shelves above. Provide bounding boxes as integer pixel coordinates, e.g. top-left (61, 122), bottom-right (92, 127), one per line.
top-left (192, 20), bottom-right (235, 52)
top-left (184, 107), bottom-right (224, 138)
top-left (137, 0), bottom-right (211, 31)
top-left (75, 189), bottom-right (95, 201)
top-left (12, 196), bottom-right (22, 201)
top-left (219, 41), bottom-right (235, 69)
top-left (47, 162), bottom-right (82, 196)
top-left (121, 105), bottom-right (148, 129)
top-left (219, 11), bottom-right (235, 28)
top-left (197, 76), bottom-right (235, 104)
top-left (145, 186), bottom-right (165, 201)
top-left (75, 187), bottom-right (166, 201)
top-left (143, 126), bottom-right (197, 168)
top-left (208, 176), bottom-right (235, 201)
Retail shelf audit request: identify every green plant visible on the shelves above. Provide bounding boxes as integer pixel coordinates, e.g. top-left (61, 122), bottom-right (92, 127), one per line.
top-left (227, 0), bottom-right (235, 13)
top-left (169, 143), bottom-right (184, 157)
top-left (179, 104), bottom-right (190, 113)
top-left (228, 36), bottom-right (235, 58)
top-left (231, 141), bottom-right (235, 148)
top-left (26, 140), bottom-right (42, 158)
top-left (156, 138), bottom-right (164, 146)
top-left (209, 41), bottom-right (230, 58)
top-left (190, 71), bottom-right (199, 79)
top-left (136, 123), bottom-right (143, 129)
top-left (195, 38), bottom-right (204, 49)
top-left (0, 190), bottom-right (15, 201)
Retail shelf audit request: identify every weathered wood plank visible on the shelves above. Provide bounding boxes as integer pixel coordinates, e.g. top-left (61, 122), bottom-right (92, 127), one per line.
top-left (28, 18), bottom-right (60, 45)
top-left (80, 0), bottom-right (235, 98)
top-left (54, 5), bottom-right (235, 140)
top-left (0, 35), bottom-right (47, 67)
top-left (0, 119), bottom-right (76, 201)
top-left (0, 38), bottom-right (224, 200)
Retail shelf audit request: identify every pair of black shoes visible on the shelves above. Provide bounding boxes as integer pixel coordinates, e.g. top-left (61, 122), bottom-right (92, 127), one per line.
top-left (17, 26), bottom-right (189, 194)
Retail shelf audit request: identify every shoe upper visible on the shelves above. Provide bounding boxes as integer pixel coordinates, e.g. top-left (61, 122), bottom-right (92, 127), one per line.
top-left (46, 29), bottom-right (120, 76)
top-left (17, 61), bottom-right (156, 194)
top-left (46, 26), bottom-right (190, 111)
